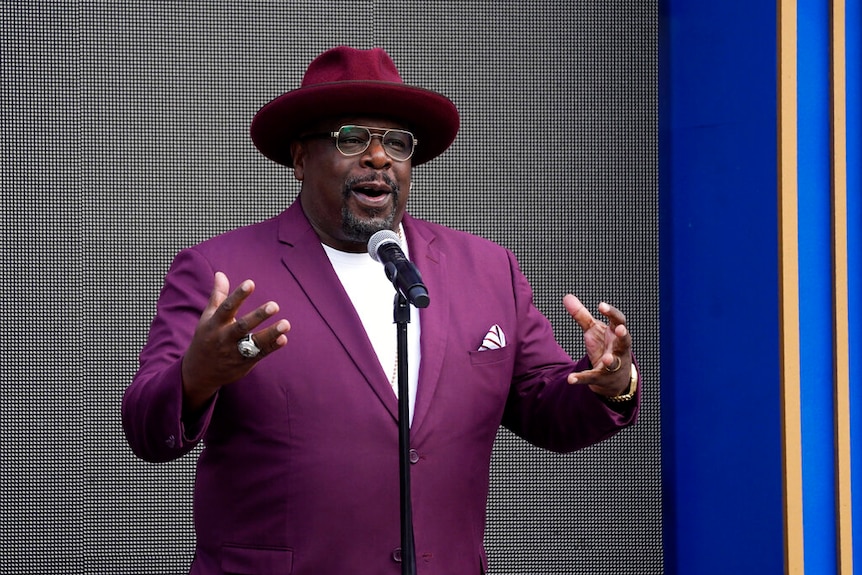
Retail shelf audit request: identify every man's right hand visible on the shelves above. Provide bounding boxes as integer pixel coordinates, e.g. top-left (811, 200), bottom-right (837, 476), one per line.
top-left (181, 271), bottom-right (290, 413)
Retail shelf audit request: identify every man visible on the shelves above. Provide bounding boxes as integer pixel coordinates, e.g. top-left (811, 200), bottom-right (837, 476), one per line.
top-left (123, 46), bottom-right (639, 575)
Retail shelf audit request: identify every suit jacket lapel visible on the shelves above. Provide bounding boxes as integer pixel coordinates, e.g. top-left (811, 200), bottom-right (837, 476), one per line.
top-left (277, 201), bottom-right (400, 422)
top-left (402, 215), bottom-right (449, 437)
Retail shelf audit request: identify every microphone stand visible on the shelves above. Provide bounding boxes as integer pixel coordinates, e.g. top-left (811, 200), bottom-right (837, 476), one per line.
top-left (393, 292), bottom-right (416, 575)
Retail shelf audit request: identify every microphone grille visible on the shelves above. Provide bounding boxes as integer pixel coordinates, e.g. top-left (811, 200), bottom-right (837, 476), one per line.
top-left (367, 229), bottom-right (401, 263)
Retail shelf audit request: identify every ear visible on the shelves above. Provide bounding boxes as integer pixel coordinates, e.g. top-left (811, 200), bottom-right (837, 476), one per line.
top-left (290, 140), bottom-right (305, 181)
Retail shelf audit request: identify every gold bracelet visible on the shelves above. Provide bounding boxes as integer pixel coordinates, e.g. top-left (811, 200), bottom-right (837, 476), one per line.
top-left (604, 364), bottom-right (638, 403)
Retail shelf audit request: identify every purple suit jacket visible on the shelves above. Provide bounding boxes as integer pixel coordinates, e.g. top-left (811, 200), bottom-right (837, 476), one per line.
top-left (123, 199), bottom-right (638, 575)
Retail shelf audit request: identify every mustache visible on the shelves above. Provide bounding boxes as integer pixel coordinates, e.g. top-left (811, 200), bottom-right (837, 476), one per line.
top-left (343, 173), bottom-right (400, 195)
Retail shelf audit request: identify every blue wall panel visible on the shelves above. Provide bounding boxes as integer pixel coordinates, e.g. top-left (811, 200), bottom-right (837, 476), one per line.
top-left (796, 0), bottom-right (836, 571)
top-left (659, 1), bottom-right (785, 573)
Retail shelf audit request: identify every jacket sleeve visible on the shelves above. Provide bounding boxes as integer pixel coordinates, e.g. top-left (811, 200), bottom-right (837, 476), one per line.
top-left (122, 248), bottom-right (218, 463)
top-left (500, 250), bottom-right (639, 453)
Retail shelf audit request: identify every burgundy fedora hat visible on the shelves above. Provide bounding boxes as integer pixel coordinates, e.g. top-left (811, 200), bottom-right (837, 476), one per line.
top-left (250, 46), bottom-right (460, 167)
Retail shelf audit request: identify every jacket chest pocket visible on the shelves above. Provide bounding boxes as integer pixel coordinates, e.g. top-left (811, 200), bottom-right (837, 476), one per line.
top-left (466, 345), bottom-right (515, 402)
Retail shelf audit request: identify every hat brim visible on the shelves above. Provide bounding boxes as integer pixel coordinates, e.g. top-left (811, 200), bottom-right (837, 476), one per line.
top-left (250, 81), bottom-right (460, 167)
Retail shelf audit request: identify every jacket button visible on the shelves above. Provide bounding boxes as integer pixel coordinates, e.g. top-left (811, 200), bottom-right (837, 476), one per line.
top-left (392, 547), bottom-right (402, 562)
top-left (408, 449), bottom-right (420, 464)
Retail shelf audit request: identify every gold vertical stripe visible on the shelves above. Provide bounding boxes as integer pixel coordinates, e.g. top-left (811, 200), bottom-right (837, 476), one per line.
top-left (779, 0), bottom-right (805, 572)
top-left (831, 0), bottom-right (852, 573)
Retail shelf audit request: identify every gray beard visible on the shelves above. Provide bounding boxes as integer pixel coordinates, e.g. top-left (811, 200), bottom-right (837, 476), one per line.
top-left (340, 174), bottom-right (401, 243)
top-left (341, 206), bottom-right (396, 243)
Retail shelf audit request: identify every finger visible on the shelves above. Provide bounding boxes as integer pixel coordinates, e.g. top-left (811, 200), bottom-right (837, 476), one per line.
top-left (213, 278), bottom-right (255, 323)
top-left (232, 300), bottom-right (280, 337)
top-left (598, 302), bottom-right (632, 357)
top-left (612, 323), bottom-right (632, 356)
top-left (251, 319), bottom-right (291, 356)
top-left (568, 371), bottom-right (603, 386)
top-left (568, 368), bottom-right (605, 386)
top-left (201, 272), bottom-right (231, 321)
top-left (601, 352), bottom-right (623, 372)
top-left (563, 294), bottom-right (597, 333)
top-left (598, 327), bottom-right (632, 372)
top-left (598, 301), bottom-right (627, 328)
top-left (566, 357), bottom-right (630, 386)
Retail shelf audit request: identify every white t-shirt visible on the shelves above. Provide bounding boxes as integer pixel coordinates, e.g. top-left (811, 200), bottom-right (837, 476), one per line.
top-left (321, 231), bottom-right (421, 424)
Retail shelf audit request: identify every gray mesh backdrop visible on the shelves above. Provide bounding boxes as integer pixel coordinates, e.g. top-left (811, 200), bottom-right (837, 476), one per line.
top-left (1, 1), bottom-right (660, 573)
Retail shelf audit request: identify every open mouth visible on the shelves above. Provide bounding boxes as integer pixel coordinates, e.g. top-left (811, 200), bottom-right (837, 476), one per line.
top-left (354, 185), bottom-right (388, 198)
top-left (350, 181), bottom-right (394, 208)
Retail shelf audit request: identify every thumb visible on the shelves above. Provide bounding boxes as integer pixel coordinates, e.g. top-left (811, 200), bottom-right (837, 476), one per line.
top-left (563, 294), bottom-right (595, 333)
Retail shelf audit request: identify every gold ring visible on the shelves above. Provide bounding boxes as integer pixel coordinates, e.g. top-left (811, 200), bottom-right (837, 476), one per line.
top-left (605, 356), bottom-right (622, 373)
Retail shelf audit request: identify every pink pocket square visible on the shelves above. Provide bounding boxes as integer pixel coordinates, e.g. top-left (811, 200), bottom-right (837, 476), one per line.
top-left (478, 324), bottom-right (506, 351)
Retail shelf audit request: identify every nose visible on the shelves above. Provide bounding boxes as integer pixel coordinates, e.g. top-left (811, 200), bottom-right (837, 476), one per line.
top-left (362, 135), bottom-right (392, 168)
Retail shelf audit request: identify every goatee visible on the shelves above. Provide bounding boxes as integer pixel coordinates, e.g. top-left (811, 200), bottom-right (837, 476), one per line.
top-left (341, 174), bottom-right (401, 243)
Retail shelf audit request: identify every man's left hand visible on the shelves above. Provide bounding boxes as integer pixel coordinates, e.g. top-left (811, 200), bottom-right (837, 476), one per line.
top-left (562, 294), bottom-right (633, 397)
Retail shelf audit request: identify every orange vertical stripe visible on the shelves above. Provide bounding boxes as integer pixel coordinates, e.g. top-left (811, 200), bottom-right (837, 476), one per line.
top-left (778, 0), bottom-right (805, 572)
top-left (830, 0), bottom-right (852, 572)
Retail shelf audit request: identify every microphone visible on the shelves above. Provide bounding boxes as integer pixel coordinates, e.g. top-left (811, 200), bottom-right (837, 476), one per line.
top-left (367, 230), bottom-right (430, 308)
